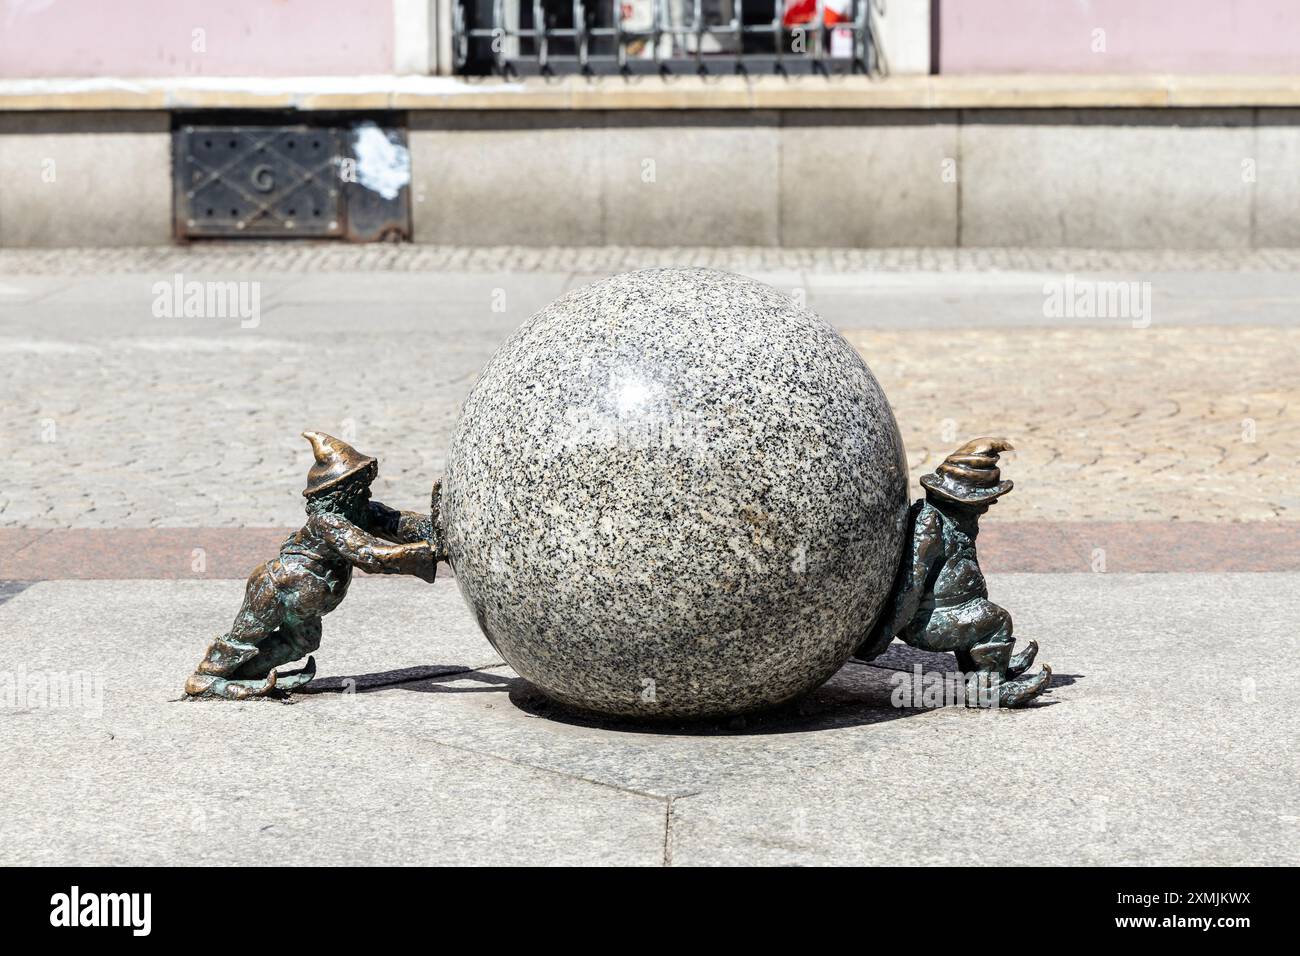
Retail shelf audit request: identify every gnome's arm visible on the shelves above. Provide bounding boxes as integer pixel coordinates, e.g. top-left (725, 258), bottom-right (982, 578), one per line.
top-left (366, 500), bottom-right (434, 545)
top-left (366, 478), bottom-right (445, 558)
top-left (890, 502), bottom-right (943, 630)
top-left (856, 501), bottom-right (943, 659)
top-left (309, 513), bottom-right (438, 582)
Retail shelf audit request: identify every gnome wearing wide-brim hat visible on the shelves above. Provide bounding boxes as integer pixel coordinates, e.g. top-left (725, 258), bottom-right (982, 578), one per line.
top-left (856, 437), bottom-right (1052, 708)
top-left (920, 437), bottom-right (1015, 507)
top-left (183, 431), bottom-right (444, 701)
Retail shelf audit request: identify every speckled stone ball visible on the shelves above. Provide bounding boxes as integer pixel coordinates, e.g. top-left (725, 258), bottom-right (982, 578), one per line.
top-left (442, 269), bottom-right (908, 719)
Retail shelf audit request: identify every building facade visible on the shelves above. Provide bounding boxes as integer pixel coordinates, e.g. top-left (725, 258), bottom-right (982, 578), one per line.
top-left (3, 1), bottom-right (1300, 247)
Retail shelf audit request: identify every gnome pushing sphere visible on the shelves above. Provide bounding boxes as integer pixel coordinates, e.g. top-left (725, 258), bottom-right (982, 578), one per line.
top-left (182, 431), bottom-right (443, 700)
top-left (180, 270), bottom-right (1053, 714)
top-left (854, 438), bottom-right (1052, 707)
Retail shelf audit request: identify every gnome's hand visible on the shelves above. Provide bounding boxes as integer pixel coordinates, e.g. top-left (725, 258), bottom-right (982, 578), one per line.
top-left (410, 542), bottom-right (439, 584)
top-left (429, 477), bottom-right (448, 562)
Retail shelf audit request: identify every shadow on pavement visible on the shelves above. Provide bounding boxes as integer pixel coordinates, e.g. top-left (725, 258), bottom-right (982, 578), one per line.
top-left (298, 642), bottom-right (1077, 734)
top-left (297, 664), bottom-right (511, 695)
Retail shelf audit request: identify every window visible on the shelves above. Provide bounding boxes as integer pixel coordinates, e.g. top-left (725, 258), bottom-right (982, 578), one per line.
top-left (453, 0), bottom-right (878, 75)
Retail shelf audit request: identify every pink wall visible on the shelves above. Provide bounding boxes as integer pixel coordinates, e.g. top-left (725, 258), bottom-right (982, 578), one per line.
top-left (939, 0), bottom-right (1300, 74)
top-left (8, 0), bottom-right (1300, 78)
top-left (0, 0), bottom-right (395, 77)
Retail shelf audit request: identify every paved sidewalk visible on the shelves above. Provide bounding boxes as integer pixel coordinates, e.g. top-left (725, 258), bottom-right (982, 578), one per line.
top-left (1, 573), bottom-right (1296, 866)
top-left (3, 249), bottom-right (1298, 528)
top-left (3, 247), bottom-right (1297, 866)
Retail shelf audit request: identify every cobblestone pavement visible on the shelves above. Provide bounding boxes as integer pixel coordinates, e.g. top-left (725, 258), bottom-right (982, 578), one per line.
top-left (846, 326), bottom-right (1299, 523)
top-left (2, 251), bottom-right (1297, 528)
top-left (9, 243), bottom-right (1300, 276)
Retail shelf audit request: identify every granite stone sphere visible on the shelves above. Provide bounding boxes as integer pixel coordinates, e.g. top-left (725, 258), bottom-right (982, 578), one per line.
top-left (442, 269), bottom-right (908, 720)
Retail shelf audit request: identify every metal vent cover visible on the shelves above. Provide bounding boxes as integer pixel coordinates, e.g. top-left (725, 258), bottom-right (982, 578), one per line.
top-left (174, 120), bottom-right (410, 242)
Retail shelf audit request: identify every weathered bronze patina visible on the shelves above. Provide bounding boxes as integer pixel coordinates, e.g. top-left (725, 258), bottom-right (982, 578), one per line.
top-left (183, 428), bottom-right (1050, 711)
top-left (856, 438), bottom-right (1052, 707)
top-left (183, 431), bottom-right (443, 700)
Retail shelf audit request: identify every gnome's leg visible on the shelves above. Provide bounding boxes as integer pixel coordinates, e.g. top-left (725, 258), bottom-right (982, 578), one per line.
top-left (953, 604), bottom-right (1039, 678)
top-left (184, 566), bottom-right (287, 699)
top-left (232, 617), bottom-right (321, 680)
top-left (951, 601), bottom-right (1050, 707)
top-left (912, 599), bottom-right (1049, 707)
top-left (227, 566), bottom-right (286, 643)
top-left (1007, 641), bottom-right (1039, 678)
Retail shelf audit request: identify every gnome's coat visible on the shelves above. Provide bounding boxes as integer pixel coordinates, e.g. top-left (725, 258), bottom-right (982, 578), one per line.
top-left (859, 496), bottom-right (1006, 658)
top-left (183, 432), bottom-right (440, 699)
top-left (853, 438), bottom-right (1049, 708)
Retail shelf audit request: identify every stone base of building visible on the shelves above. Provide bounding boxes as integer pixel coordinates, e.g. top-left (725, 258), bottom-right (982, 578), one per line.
top-left (2, 101), bottom-right (1297, 248)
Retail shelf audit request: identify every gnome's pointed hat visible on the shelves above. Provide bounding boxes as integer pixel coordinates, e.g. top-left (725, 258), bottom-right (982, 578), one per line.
top-left (301, 431), bottom-right (377, 497)
top-left (920, 437), bottom-right (1014, 506)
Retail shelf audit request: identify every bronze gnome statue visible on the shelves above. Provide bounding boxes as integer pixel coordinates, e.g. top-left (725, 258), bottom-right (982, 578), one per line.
top-left (183, 431), bottom-right (443, 700)
top-left (856, 438), bottom-right (1052, 707)
top-left (182, 429), bottom-right (1052, 711)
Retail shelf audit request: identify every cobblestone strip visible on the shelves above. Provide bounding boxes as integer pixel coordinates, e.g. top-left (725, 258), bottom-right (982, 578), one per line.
top-left (3, 522), bottom-right (1298, 579)
top-left (7, 245), bottom-right (1300, 276)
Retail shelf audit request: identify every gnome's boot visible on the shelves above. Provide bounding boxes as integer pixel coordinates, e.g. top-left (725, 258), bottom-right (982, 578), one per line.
top-left (230, 620), bottom-right (321, 688)
top-left (962, 639), bottom-right (1040, 679)
top-left (184, 634), bottom-right (282, 700)
top-left (1006, 640), bottom-right (1039, 679)
top-left (966, 639), bottom-right (1052, 708)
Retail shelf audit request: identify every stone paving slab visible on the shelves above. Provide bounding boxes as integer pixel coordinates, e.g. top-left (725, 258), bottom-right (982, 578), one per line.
top-left (1, 574), bottom-right (1296, 865)
top-left (0, 576), bottom-right (666, 865)
top-left (2, 704), bottom-right (668, 866)
top-left (4, 521), bottom-right (1300, 579)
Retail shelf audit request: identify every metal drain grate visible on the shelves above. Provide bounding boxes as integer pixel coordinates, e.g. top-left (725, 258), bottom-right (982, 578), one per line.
top-left (174, 119), bottom-right (411, 242)
top-left (177, 125), bottom-right (343, 237)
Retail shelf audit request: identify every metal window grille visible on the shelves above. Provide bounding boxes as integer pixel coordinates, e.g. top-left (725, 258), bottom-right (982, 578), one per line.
top-left (453, 0), bottom-right (878, 76)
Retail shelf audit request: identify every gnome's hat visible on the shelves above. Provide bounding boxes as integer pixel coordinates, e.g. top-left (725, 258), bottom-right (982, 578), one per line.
top-left (301, 431), bottom-right (377, 497)
top-left (920, 437), bottom-right (1014, 506)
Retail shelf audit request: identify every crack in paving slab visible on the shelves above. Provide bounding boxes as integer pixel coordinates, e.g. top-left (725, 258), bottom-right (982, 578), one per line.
top-left (298, 682), bottom-right (679, 805)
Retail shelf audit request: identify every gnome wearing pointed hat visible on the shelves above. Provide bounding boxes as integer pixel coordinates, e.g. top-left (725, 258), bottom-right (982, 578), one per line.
top-left (856, 438), bottom-right (1052, 707)
top-left (183, 432), bottom-right (444, 700)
